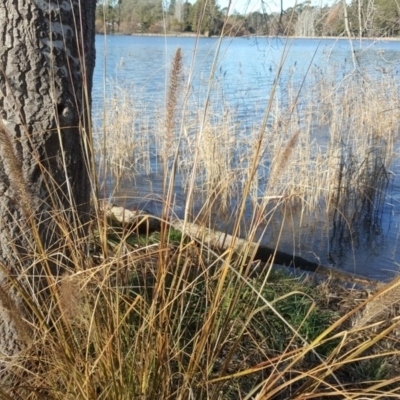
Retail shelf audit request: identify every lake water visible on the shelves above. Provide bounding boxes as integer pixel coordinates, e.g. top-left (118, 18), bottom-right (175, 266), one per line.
top-left (93, 35), bottom-right (400, 281)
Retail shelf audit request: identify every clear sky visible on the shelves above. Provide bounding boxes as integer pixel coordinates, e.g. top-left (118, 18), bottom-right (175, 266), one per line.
top-left (217, 0), bottom-right (337, 14)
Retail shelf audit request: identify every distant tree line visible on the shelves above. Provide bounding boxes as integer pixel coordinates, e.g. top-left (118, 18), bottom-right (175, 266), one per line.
top-left (95, 0), bottom-right (400, 38)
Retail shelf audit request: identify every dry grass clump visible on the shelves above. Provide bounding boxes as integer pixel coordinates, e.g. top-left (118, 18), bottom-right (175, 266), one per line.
top-left (265, 70), bottom-right (399, 215)
top-left (95, 86), bottom-right (153, 185)
top-left (3, 219), bottom-right (400, 399)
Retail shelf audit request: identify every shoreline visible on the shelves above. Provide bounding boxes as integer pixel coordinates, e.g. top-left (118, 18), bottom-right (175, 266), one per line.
top-left (96, 31), bottom-right (400, 42)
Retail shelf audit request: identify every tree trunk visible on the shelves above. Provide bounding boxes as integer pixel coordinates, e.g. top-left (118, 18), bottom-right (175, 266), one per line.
top-left (0, 0), bottom-right (95, 358)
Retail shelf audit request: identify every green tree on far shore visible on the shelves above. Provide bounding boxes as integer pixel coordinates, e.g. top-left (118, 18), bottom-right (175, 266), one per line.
top-left (190, 0), bottom-right (222, 36)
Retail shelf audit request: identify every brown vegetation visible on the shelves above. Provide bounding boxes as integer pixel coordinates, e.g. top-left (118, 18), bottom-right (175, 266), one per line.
top-left (1, 5), bottom-right (400, 399)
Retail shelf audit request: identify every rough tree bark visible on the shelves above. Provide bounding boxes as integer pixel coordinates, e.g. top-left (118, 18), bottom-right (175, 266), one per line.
top-left (0, 0), bottom-right (96, 358)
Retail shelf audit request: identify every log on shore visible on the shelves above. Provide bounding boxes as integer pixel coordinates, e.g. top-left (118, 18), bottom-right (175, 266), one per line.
top-left (171, 220), bottom-right (379, 287)
top-left (99, 201), bottom-right (161, 232)
top-left (101, 202), bottom-right (379, 287)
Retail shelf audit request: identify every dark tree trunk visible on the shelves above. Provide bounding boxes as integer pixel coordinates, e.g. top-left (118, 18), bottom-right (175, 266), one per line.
top-left (0, 0), bottom-right (96, 357)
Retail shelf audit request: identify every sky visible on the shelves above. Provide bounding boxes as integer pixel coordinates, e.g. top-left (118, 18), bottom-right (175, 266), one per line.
top-left (217, 0), bottom-right (337, 14)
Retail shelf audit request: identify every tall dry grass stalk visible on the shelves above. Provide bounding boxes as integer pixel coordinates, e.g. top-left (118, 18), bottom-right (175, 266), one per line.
top-left (163, 47), bottom-right (182, 164)
top-left (267, 130), bottom-right (300, 191)
top-left (0, 121), bottom-right (33, 219)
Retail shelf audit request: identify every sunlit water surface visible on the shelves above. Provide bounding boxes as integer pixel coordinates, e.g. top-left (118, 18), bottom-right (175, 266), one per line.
top-left (93, 35), bottom-right (400, 281)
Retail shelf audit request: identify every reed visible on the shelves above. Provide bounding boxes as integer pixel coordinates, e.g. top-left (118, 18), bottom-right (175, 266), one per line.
top-left (163, 47), bottom-right (182, 165)
top-left (98, 64), bottom-right (400, 273)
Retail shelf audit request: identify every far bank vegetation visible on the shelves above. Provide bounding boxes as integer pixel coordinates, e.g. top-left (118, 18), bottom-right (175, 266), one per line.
top-left (96, 0), bottom-right (400, 38)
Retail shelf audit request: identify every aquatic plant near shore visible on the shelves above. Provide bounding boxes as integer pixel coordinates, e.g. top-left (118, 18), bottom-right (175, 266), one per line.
top-left (97, 59), bottom-right (400, 260)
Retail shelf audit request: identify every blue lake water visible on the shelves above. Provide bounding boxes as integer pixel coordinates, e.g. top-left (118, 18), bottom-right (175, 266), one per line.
top-left (93, 35), bottom-right (400, 281)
